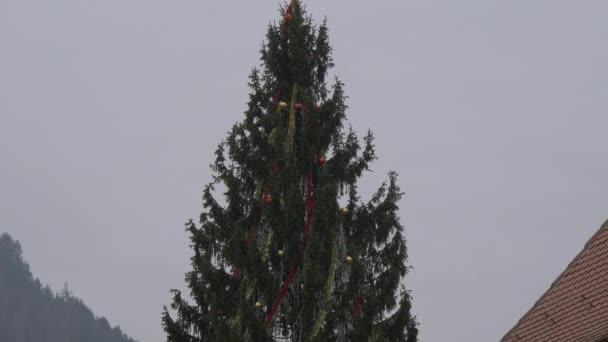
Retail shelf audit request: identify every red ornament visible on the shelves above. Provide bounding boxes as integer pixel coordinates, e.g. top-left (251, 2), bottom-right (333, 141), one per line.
top-left (318, 156), bottom-right (326, 166)
top-left (295, 103), bottom-right (304, 110)
top-left (263, 191), bottom-right (273, 204)
top-left (315, 104), bottom-right (321, 110)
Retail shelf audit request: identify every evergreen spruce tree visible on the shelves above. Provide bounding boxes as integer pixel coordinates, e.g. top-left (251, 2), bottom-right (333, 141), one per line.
top-left (162, 1), bottom-right (418, 341)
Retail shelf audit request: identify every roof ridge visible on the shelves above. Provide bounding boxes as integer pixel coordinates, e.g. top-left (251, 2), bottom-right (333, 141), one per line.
top-left (500, 219), bottom-right (608, 342)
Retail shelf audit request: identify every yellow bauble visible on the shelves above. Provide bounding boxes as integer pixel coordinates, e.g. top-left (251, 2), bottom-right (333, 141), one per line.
top-left (339, 207), bottom-right (349, 217)
top-left (345, 256), bottom-right (353, 265)
top-left (278, 250), bottom-right (285, 257)
top-left (278, 101), bottom-right (288, 110)
top-left (255, 301), bottom-right (263, 310)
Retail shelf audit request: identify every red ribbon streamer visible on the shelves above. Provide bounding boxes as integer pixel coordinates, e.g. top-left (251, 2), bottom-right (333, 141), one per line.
top-left (246, 221), bottom-right (259, 247)
top-left (285, 5), bottom-right (293, 20)
top-left (266, 169), bottom-right (315, 322)
top-left (274, 83), bottom-right (281, 105)
top-left (271, 161), bottom-right (279, 176)
top-left (230, 3), bottom-right (295, 306)
top-left (354, 292), bottom-right (363, 316)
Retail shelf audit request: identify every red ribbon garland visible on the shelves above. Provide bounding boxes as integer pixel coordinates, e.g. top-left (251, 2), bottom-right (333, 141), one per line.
top-left (266, 169), bottom-right (315, 322)
top-left (285, 5), bottom-right (294, 21)
top-left (354, 291), bottom-right (363, 316)
top-left (246, 221), bottom-right (259, 247)
top-left (274, 83), bottom-right (281, 105)
top-left (233, 2), bottom-right (297, 313)
top-left (228, 3), bottom-right (299, 316)
top-left (274, 5), bottom-right (293, 106)
top-left (303, 104), bottom-right (311, 127)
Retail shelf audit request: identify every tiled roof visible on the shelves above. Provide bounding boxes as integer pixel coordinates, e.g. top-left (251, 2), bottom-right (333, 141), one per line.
top-left (501, 220), bottom-right (608, 342)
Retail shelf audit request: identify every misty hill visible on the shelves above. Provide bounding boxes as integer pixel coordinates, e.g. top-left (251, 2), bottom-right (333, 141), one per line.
top-left (0, 233), bottom-right (137, 342)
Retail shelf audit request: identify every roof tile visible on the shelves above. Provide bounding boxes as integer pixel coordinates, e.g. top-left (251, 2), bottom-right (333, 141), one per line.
top-left (501, 220), bottom-right (608, 342)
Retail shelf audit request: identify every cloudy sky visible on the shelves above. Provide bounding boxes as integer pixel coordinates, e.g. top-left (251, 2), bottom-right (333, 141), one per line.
top-left (1, 1), bottom-right (607, 341)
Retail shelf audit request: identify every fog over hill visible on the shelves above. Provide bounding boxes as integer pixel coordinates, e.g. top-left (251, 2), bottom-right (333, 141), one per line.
top-left (0, 233), bottom-right (137, 342)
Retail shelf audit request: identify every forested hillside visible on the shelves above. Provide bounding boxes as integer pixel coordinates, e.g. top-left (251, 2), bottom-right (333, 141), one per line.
top-left (0, 233), bottom-right (136, 342)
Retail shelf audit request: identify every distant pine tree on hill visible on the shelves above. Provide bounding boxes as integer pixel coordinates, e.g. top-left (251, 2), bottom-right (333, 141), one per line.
top-left (0, 233), bottom-right (137, 342)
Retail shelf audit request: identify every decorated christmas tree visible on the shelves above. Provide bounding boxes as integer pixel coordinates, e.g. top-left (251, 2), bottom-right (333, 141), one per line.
top-left (162, 1), bottom-right (418, 341)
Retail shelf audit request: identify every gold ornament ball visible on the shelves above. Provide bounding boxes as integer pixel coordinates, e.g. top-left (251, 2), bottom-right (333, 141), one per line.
top-left (278, 101), bottom-right (288, 110)
top-left (278, 249), bottom-right (285, 257)
top-left (345, 256), bottom-right (353, 265)
top-left (340, 207), bottom-right (349, 217)
top-left (255, 301), bottom-right (263, 310)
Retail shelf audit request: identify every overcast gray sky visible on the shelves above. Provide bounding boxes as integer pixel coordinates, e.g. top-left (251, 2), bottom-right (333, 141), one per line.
top-left (1, 1), bottom-right (607, 341)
